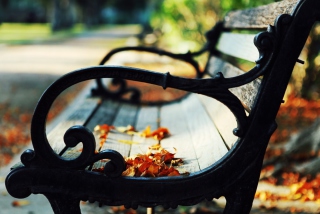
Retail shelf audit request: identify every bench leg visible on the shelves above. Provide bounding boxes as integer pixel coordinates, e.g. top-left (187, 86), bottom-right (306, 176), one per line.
top-left (45, 194), bottom-right (81, 214)
top-left (223, 184), bottom-right (257, 214)
top-left (223, 156), bottom-right (264, 214)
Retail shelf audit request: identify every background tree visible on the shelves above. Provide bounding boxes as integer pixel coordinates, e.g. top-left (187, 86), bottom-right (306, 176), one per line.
top-left (51, 0), bottom-right (75, 31)
top-left (76, 0), bottom-right (108, 28)
top-left (0, 0), bottom-right (9, 23)
top-left (300, 24), bottom-right (320, 100)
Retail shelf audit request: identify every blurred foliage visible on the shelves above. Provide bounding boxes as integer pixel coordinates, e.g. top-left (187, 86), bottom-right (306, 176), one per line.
top-left (300, 24), bottom-right (320, 100)
top-left (0, 23), bottom-right (86, 45)
top-left (150, 0), bottom-right (220, 52)
top-left (220, 0), bottom-right (276, 11)
top-left (150, 0), bottom-right (320, 100)
top-left (150, 0), bottom-right (275, 51)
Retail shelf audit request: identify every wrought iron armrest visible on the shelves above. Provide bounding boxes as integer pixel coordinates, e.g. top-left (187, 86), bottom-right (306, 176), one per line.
top-left (10, 66), bottom-right (247, 181)
top-left (91, 46), bottom-right (209, 101)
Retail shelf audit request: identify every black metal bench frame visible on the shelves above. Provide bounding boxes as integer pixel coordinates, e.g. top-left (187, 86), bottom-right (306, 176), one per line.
top-left (5, 0), bottom-right (320, 213)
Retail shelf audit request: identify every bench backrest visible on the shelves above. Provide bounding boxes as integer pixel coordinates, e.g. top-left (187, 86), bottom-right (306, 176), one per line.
top-left (203, 0), bottom-right (310, 150)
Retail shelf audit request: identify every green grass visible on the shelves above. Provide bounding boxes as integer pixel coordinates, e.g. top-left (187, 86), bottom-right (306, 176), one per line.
top-left (0, 23), bottom-right (87, 45)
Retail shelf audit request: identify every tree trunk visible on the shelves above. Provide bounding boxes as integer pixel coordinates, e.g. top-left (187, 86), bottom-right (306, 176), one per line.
top-left (52, 0), bottom-right (75, 31)
top-left (300, 24), bottom-right (320, 100)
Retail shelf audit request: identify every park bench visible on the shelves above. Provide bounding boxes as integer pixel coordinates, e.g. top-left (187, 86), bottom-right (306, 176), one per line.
top-left (6, 0), bottom-right (319, 213)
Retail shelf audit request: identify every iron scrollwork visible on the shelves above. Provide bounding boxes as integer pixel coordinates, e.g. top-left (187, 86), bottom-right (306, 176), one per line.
top-left (13, 14), bottom-right (295, 172)
top-left (13, 13), bottom-right (294, 175)
top-left (12, 66), bottom-right (248, 175)
top-left (91, 46), bottom-right (207, 101)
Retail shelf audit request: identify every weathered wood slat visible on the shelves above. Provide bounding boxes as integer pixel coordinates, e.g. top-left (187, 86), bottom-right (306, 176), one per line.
top-left (181, 94), bottom-right (228, 170)
top-left (206, 57), bottom-right (261, 110)
top-left (197, 94), bottom-right (238, 149)
top-left (130, 106), bottom-right (159, 157)
top-left (224, 0), bottom-right (299, 29)
top-left (216, 32), bottom-right (258, 62)
top-left (160, 102), bottom-right (200, 174)
top-left (92, 103), bottom-right (139, 171)
top-left (48, 98), bottom-right (100, 155)
top-left (85, 99), bottom-right (120, 131)
top-left (100, 103), bottom-right (139, 157)
top-left (61, 99), bottom-right (119, 159)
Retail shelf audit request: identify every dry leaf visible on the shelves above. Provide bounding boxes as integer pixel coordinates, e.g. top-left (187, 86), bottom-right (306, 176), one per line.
top-left (116, 125), bottom-right (136, 133)
top-left (149, 143), bottom-right (161, 150)
top-left (118, 139), bottom-right (139, 145)
top-left (12, 200), bottom-right (30, 207)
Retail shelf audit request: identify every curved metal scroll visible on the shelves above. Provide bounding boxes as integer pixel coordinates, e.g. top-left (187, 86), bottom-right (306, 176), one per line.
top-left (22, 14), bottom-right (293, 175)
top-left (24, 66), bottom-right (248, 172)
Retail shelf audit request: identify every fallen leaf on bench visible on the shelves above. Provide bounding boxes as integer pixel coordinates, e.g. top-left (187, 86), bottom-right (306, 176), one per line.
top-left (115, 125), bottom-right (136, 133)
top-left (122, 166), bottom-right (136, 176)
top-left (117, 139), bottom-right (140, 145)
top-left (94, 124), bottom-right (115, 133)
top-left (116, 125), bottom-right (170, 140)
top-left (149, 143), bottom-right (162, 150)
top-left (94, 124), bottom-right (115, 149)
top-left (140, 126), bottom-right (170, 140)
top-left (12, 200), bottom-right (30, 207)
top-left (122, 145), bottom-right (187, 177)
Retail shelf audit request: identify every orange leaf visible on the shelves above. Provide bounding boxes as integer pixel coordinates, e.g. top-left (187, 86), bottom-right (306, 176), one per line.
top-left (122, 166), bottom-right (136, 176)
top-left (12, 200), bottom-right (30, 207)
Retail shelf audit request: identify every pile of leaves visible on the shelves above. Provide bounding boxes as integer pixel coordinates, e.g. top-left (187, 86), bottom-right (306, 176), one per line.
top-left (0, 82), bottom-right (88, 167)
top-left (94, 124), bottom-right (187, 177)
top-left (269, 93), bottom-right (320, 144)
top-left (122, 145), bottom-right (185, 177)
top-left (258, 93), bottom-right (320, 206)
top-left (256, 172), bottom-right (320, 205)
top-left (0, 105), bottom-right (31, 166)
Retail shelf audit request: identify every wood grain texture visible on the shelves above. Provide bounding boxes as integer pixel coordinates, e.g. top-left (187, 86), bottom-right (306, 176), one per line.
top-left (197, 94), bottom-right (238, 149)
top-left (181, 94), bottom-right (228, 170)
top-left (206, 57), bottom-right (261, 110)
top-left (85, 99), bottom-right (120, 131)
top-left (160, 102), bottom-right (200, 173)
top-left (216, 33), bottom-right (258, 62)
top-left (61, 99), bottom-right (120, 159)
top-left (85, 99), bottom-right (121, 155)
top-left (224, 0), bottom-right (299, 29)
top-left (92, 103), bottom-right (139, 171)
top-left (130, 106), bottom-right (159, 157)
top-left (48, 98), bottom-right (100, 155)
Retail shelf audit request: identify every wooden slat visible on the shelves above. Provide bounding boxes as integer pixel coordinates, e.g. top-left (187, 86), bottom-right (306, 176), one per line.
top-left (100, 103), bottom-right (139, 157)
top-left (224, 0), bottom-right (299, 29)
top-left (92, 103), bottom-right (139, 171)
top-left (206, 56), bottom-right (261, 110)
top-left (216, 32), bottom-right (258, 62)
top-left (85, 99), bottom-right (120, 131)
top-left (48, 98), bottom-right (100, 155)
top-left (130, 106), bottom-right (159, 157)
top-left (197, 94), bottom-right (238, 149)
top-left (160, 102), bottom-right (200, 174)
top-left (181, 94), bottom-right (228, 170)
top-left (61, 99), bottom-right (119, 159)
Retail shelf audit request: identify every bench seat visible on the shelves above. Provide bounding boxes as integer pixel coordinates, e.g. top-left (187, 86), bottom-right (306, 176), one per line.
top-left (48, 93), bottom-right (235, 175)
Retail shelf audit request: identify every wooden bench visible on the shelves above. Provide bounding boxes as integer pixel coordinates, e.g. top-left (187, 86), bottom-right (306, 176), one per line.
top-left (6, 0), bottom-right (319, 213)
